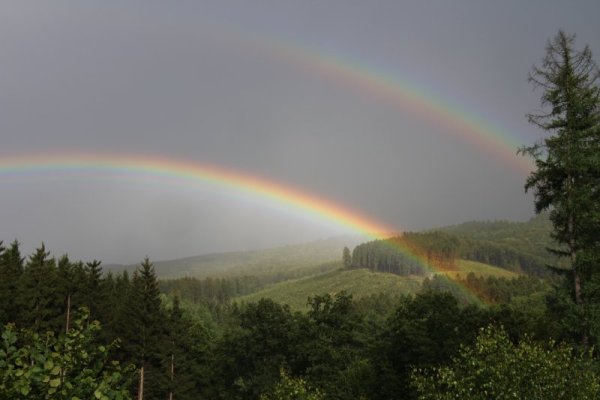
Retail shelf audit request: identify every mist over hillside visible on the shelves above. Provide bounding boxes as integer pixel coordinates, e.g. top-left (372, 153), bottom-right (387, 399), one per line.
top-left (105, 234), bottom-right (368, 279)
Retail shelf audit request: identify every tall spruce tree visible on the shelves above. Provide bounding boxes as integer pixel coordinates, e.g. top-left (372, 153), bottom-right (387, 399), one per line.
top-left (128, 257), bottom-right (167, 400)
top-left (165, 295), bottom-right (197, 400)
top-left (520, 31), bottom-right (600, 344)
top-left (0, 240), bottom-right (24, 324)
top-left (84, 259), bottom-right (104, 319)
top-left (18, 244), bottom-right (62, 333)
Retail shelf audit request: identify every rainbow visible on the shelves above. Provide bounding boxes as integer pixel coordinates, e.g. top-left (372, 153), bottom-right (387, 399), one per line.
top-left (234, 33), bottom-right (534, 174)
top-left (0, 152), bottom-right (396, 236)
top-left (0, 152), bottom-right (482, 304)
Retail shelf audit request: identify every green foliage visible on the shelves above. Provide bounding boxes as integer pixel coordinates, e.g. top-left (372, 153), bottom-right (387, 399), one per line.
top-left (212, 298), bottom-right (298, 399)
top-left (411, 325), bottom-right (600, 399)
top-left (0, 309), bottom-right (133, 399)
top-left (300, 292), bottom-right (371, 400)
top-left (260, 369), bottom-right (324, 400)
top-left (162, 295), bottom-right (211, 400)
top-left (372, 291), bottom-right (488, 399)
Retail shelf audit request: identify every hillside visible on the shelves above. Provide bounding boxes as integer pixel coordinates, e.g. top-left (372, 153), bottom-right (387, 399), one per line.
top-left (108, 215), bottom-right (556, 281)
top-left (437, 214), bottom-right (564, 275)
top-left (236, 267), bottom-right (423, 310)
top-left (236, 259), bottom-right (519, 310)
top-left (438, 259), bottom-right (519, 279)
top-left (108, 235), bottom-right (367, 279)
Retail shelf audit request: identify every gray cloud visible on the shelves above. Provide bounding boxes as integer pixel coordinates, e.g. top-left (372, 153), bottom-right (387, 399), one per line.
top-left (1, 1), bottom-right (599, 263)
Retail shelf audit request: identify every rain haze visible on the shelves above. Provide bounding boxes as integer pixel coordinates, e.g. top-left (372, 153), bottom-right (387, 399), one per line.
top-left (1, 1), bottom-right (599, 264)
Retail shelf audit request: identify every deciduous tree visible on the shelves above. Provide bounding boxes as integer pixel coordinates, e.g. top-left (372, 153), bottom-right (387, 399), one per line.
top-left (411, 325), bottom-right (600, 399)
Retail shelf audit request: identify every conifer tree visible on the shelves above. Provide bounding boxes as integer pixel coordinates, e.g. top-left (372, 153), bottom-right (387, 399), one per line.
top-left (18, 244), bottom-right (62, 333)
top-left (84, 259), bottom-right (104, 319)
top-left (128, 258), bottom-right (167, 399)
top-left (0, 240), bottom-right (24, 324)
top-left (520, 31), bottom-right (600, 344)
top-left (165, 295), bottom-right (197, 400)
top-left (102, 270), bottom-right (133, 346)
top-left (57, 255), bottom-right (75, 333)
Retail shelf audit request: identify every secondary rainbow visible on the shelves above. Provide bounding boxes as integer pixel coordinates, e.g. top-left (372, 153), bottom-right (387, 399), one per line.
top-left (237, 33), bottom-right (534, 174)
top-left (0, 152), bottom-right (483, 303)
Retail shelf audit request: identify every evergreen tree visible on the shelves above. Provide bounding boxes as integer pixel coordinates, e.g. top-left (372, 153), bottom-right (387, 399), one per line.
top-left (84, 259), bottom-right (105, 319)
top-left (520, 31), bottom-right (600, 344)
top-left (164, 295), bottom-right (198, 400)
top-left (213, 299), bottom-right (297, 399)
top-left (128, 257), bottom-right (167, 400)
top-left (17, 244), bottom-right (62, 333)
top-left (103, 271), bottom-right (132, 344)
top-left (57, 256), bottom-right (94, 334)
top-left (0, 240), bottom-right (24, 324)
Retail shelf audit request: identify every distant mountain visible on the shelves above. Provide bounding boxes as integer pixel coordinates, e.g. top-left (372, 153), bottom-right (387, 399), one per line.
top-left (107, 235), bottom-right (367, 279)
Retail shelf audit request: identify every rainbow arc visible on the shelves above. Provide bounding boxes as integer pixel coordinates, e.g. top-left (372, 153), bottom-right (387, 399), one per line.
top-left (0, 152), bottom-right (482, 303)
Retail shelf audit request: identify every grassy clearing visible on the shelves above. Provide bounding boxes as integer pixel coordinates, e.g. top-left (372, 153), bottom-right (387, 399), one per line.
top-left (437, 259), bottom-right (520, 279)
top-left (236, 268), bottom-right (423, 310)
top-left (235, 260), bottom-right (520, 310)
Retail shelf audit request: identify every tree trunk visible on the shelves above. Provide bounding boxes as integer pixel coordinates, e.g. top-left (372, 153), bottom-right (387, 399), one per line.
top-left (65, 293), bottom-right (71, 334)
top-left (138, 366), bottom-right (144, 400)
top-left (169, 353), bottom-right (174, 400)
top-left (569, 213), bottom-right (589, 346)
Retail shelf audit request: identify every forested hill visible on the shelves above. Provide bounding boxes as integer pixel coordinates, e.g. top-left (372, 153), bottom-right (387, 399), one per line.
top-left (347, 214), bottom-right (559, 277)
top-left (436, 213), bottom-right (552, 243)
top-left (437, 214), bottom-right (563, 276)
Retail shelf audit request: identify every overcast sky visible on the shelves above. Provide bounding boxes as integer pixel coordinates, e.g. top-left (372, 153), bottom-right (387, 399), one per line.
top-left (1, 1), bottom-right (599, 264)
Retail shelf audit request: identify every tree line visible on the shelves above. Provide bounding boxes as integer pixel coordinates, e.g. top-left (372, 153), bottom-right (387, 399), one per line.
top-left (346, 227), bottom-right (558, 278)
top-left (0, 238), bottom-right (592, 399)
top-left (347, 232), bottom-right (460, 276)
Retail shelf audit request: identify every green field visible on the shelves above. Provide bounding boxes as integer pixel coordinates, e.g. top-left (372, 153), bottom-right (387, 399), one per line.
top-left (236, 268), bottom-right (423, 310)
top-left (236, 259), bottom-right (519, 310)
top-left (437, 259), bottom-right (520, 279)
